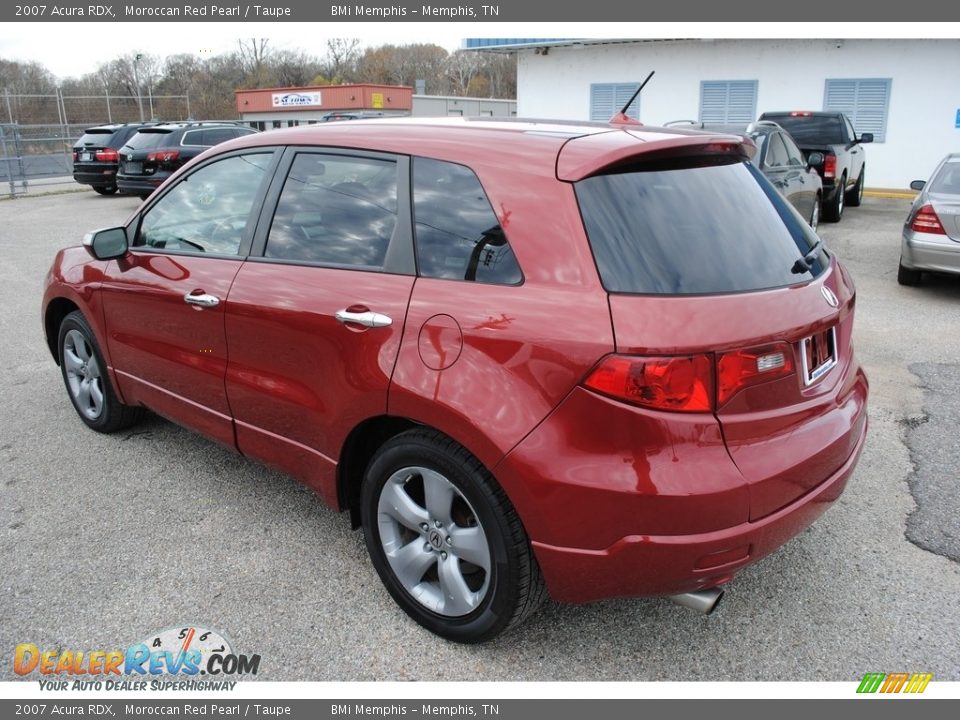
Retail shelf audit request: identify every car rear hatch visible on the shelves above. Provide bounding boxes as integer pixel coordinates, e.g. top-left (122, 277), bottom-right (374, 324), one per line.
top-left (73, 128), bottom-right (119, 166)
top-left (120, 128), bottom-right (173, 176)
top-left (565, 130), bottom-right (868, 521)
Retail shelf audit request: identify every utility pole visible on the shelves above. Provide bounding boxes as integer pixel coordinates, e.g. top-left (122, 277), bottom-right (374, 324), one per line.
top-left (133, 53), bottom-right (144, 121)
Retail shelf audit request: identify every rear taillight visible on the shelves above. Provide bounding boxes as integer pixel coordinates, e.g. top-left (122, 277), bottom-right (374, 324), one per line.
top-left (823, 154), bottom-right (837, 179)
top-left (94, 149), bottom-right (118, 162)
top-left (910, 204), bottom-right (946, 234)
top-left (584, 343), bottom-right (799, 412)
top-left (584, 354), bottom-right (714, 412)
top-left (717, 343), bottom-right (795, 406)
top-left (789, 111), bottom-right (813, 117)
top-left (72, 150), bottom-right (79, 161)
top-left (147, 150), bottom-right (180, 165)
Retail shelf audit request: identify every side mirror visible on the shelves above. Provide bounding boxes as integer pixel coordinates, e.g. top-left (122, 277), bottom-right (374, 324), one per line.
top-left (807, 151), bottom-right (825, 169)
top-left (910, 180), bottom-right (926, 191)
top-left (858, 132), bottom-right (873, 144)
top-left (82, 227), bottom-right (128, 260)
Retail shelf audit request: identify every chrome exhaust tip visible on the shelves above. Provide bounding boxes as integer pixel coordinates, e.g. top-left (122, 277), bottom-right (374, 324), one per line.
top-left (669, 587), bottom-right (724, 615)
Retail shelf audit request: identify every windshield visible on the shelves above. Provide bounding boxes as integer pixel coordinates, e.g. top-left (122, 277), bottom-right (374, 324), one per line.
top-left (575, 160), bottom-right (826, 295)
top-left (763, 115), bottom-right (844, 145)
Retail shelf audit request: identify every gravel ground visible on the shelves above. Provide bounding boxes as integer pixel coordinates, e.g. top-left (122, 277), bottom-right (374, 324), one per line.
top-left (1, 190), bottom-right (958, 681)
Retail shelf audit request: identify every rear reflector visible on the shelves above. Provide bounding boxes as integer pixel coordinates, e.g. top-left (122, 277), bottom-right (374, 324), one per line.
top-left (910, 204), bottom-right (947, 234)
top-left (584, 354), bottom-right (713, 412)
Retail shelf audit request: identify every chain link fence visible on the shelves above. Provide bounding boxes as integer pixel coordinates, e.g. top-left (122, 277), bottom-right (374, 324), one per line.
top-left (1, 91), bottom-right (190, 197)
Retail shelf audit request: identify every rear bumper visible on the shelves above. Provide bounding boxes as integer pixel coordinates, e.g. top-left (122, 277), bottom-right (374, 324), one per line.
top-left (534, 414), bottom-right (867, 603)
top-left (117, 174), bottom-right (166, 194)
top-left (901, 230), bottom-right (960, 274)
top-left (73, 165), bottom-right (117, 187)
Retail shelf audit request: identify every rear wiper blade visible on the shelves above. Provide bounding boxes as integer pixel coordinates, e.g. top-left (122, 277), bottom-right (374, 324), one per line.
top-left (792, 239), bottom-right (823, 274)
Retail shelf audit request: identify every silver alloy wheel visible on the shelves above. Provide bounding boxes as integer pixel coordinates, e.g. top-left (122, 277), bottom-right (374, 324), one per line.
top-left (376, 466), bottom-right (491, 617)
top-left (810, 197), bottom-right (820, 231)
top-left (62, 329), bottom-right (104, 420)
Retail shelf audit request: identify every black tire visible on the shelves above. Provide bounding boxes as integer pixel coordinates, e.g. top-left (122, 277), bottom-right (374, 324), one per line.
top-left (58, 310), bottom-right (143, 433)
top-left (93, 185), bottom-right (118, 195)
top-left (846, 166), bottom-right (865, 207)
top-left (822, 174), bottom-right (846, 223)
top-left (139, 193), bottom-right (152, 201)
top-left (897, 259), bottom-right (922, 286)
top-left (361, 429), bottom-right (546, 643)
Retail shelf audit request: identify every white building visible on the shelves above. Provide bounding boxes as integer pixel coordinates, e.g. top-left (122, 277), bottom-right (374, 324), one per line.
top-left (469, 39), bottom-right (960, 189)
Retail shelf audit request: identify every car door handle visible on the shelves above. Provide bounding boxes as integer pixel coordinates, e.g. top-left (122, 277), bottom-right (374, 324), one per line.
top-left (184, 292), bottom-right (220, 308)
top-left (335, 309), bottom-right (393, 328)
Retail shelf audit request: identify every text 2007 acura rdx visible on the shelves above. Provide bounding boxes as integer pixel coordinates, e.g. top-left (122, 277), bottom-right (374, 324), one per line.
top-left (42, 117), bottom-right (868, 642)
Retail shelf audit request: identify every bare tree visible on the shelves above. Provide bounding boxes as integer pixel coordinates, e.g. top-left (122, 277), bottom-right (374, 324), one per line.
top-left (323, 38), bottom-right (361, 83)
top-left (237, 38), bottom-right (271, 87)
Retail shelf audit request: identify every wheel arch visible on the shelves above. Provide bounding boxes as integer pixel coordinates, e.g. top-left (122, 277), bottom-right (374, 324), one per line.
top-left (44, 297), bottom-right (80, 363)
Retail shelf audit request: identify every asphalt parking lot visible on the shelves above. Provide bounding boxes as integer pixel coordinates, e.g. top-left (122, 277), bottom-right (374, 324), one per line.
top-left (1, 188), bottom-right (958, 682)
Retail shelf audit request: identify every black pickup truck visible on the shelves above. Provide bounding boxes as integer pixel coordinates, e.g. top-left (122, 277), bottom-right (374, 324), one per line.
top-left (758, 111), bottom-right (872, 223)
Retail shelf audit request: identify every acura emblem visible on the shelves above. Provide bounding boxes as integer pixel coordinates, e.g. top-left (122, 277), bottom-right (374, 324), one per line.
top-left (821, 286), bottom-right (839, 308)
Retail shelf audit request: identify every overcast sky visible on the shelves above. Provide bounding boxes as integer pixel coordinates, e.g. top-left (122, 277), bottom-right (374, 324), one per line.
top-left (0, 22), bottom-right (952, 81)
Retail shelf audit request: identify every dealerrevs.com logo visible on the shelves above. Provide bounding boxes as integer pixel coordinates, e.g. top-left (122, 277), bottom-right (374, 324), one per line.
top-left (14, 626), bottom-right (260, 691)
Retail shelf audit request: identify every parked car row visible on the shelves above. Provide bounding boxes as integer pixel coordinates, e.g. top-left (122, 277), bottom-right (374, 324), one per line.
top-left (73, 121), bottom-right (258, 199)
top-left (670, 110), bottom-right (872, 228)
top-left (46, 115), bottom-right (868, 642)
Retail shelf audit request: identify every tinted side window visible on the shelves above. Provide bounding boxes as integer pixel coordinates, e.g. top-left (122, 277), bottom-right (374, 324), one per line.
top-left (137, 153), bottom-right (273, 256)
top-left (265, 153), bottom-right (398, 269)
top-left (412, 158), bottom-right (522, 284)
top-left (181, 130), bottom-right (205, 146)
top-left (781, 133), bottom-right (805, 166)
top-left (764, 134), bottom-right (789, 168)
top-left (202, 129), bottom-right (236, 146)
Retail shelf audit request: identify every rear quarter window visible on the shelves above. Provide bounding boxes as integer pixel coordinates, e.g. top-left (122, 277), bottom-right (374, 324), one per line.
top-left (412, 158), bottom-right (522, 285)
top-left (575, 161), bottom-right (825, 295)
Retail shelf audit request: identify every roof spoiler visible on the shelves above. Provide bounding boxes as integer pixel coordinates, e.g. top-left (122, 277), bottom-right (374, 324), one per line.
top-left (609, 71), bottom-right (654, 126)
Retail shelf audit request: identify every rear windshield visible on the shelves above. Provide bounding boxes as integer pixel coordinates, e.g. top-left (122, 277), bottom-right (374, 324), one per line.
top-left (762, 114), bottom-right (844, 145)
top-left (575, 161), bottom-right (826, 295)
top-left (929, 159), bottom-right (960, 194)
top-left (75, 129), bottom-right (117, 146)
top-left (124, 129), bottom-right (173, 150)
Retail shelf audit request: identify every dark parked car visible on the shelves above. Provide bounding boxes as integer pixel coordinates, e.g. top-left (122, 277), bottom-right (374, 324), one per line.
top-left (117, 122), bottom-right (257, 199)
top-left (898, 153), bottom-right (960, 286)
top-left (72, 123), bottom-right (157, 195)
top-left (42, 118), bottom-right (868, 642)
top-left (677, 121), bottom-right (824, 229)
top-left (758, 111), bottom-right (872, 223)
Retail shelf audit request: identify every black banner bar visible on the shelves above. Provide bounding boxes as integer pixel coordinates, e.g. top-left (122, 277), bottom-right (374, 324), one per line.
top-left (2, 1), bottom-right (960, 22)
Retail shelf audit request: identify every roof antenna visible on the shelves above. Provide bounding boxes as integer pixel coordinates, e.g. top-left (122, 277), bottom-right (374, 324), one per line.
top-left (609, 71), bottom-right (655, 126)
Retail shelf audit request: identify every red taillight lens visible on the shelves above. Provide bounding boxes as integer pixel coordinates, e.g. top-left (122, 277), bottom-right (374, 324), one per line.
top-left (94, 148), bottom-right (118, 162)
top-left (147, 150), bottom-right (180, 164)
top-left (790, 111), bottom-right (813, 117)
top-left (910, 204), bottom-right (946, 234)
top-left (717, 342), bottom-right (795, 406)
top-left (823, 154), bottom-right (837, 179)
top-left (584, 354), bottom-right (714, 412)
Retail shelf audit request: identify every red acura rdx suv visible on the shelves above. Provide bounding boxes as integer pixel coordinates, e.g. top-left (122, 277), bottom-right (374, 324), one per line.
top-left (42, 117), bottom-right (868, 642)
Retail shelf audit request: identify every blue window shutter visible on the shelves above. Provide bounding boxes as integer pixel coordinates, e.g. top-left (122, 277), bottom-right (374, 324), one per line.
top-left (824, 78), bottom-right (892, 142)
top-left (590, 83), bottom-right (640, 121)
top-left (700, 81), bottom-right (758, 124)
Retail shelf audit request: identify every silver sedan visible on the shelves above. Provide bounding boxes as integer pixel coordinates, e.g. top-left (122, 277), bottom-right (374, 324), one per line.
top-left (899, 153), bottom-right (960, 285)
